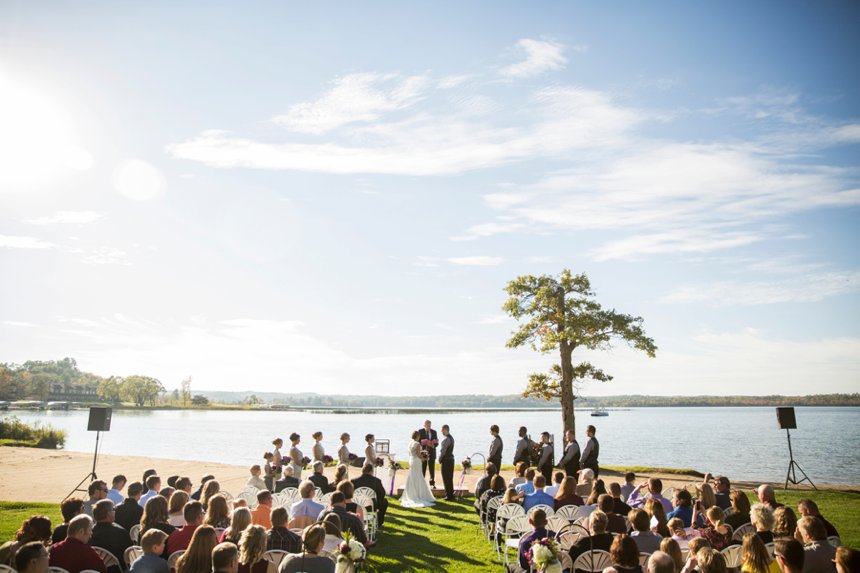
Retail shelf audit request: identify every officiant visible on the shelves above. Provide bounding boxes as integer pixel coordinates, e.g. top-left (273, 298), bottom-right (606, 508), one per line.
top-left (418, 419), bottom-right (439, 487)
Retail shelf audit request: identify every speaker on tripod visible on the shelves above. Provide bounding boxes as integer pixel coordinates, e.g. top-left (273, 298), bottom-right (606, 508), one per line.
top-left (65, 407), bottom-right (112, 500)
top-left (776, 407), bottom-right (815, 490)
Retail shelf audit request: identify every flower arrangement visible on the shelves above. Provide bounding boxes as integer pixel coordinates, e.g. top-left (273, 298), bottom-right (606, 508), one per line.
top-left (375, 457), bottom-right (385, 467)
top-left (461, 457), bottom-right (472, 472)
top-left (419, 450), bottom-right (430, 461)
top-left (526, 537), bottom-right (561, 573)
top-left (335, 532), bottom-right (366, 573)
top-left (301, 456), bottom-right (311, 467)
top-left (348, 452), bottom-right (358, 461)
top-left (322, 454), bottom-right (334, 465)
top-left (387, 457), bottom-right (403, 495)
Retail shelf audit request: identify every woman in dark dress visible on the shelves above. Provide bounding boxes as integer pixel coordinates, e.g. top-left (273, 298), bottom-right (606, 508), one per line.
top-left (605, 534), bottom-right (644, 573)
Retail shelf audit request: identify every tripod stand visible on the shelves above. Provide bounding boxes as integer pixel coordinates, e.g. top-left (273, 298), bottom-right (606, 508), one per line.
top-left (65, 430), bottom-right (102, 500)
top-left (784, 428), bottom-right (816, 490)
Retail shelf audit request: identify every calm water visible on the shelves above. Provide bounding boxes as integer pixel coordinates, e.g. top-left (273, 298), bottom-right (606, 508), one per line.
top-left (7, 407), bottom-right (859, 485)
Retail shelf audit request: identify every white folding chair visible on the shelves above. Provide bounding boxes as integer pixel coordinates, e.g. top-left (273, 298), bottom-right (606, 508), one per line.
top-left (167, 550), bottom-right (185, 570)
top-left (573, 549), bottom-right (612, 572)
top-left (639, 552), bottom-right (652, 568)
top-left (239, 491), bottom-right (258, 509)
top-left (313, 487), bottom-right (324, 501)
top-left (483, 496), bottom-right (503, 538)
top-left (556, 530), bottom-right (584, 552)
top-left (0, 565), bottom-right (18, 573)
top-left (91, 546), bottom-right (120, 570)
top-left (554, 504), bottom-right (579, 523)
top-left (546, 515), bottom-right (571, 536)
top-left (502, 515), bottom-right (532, 567)
top-left (662, 487), bottom-right (675, 499)
top-left (527, 503), bottom-right (555, 517)
top-left (721, 544), bottom-right (742, 568)
top-left (320, 492), bottom-right (334, 507)
top-left (129, 523), bottom-right (141, 543)
top-left (723, 506), bottom-right (734, 517)
top-left (731, 522), bottom-right (755, 541)
top-left (124, 545), bottom-right (144, 567)
top-left (827, 535), bottom-right (841, 547)
top-left (263, 549), bottom-right (289, 565)
top-left (574, 504), bottom-right (597, 519)
top-left (765, 543), bottom-right (775, 558)
top-left (354, 486), bottom-right (377, 507)
top-left (281, 487), bottom-right (300, 504)
top-left (220, 490), bottom-right (234, 503)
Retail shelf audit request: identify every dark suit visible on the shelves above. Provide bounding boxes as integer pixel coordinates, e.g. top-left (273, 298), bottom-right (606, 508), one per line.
top-left (559, 439), bottom-right (581, 477)
top-left (488, 434), bottom-right (503, 469)
top-left (309, 473), bottom-right (333, 494)
top-left (274, 476), bottom-right (300, 493)
top-left (537, 442), bottom-right (554, 484)
top-left (114, 497), bottom-right (143, 532)
top-left (417, 427), bottom-right (438, 485)
top-left (439, 433), bottom-right (455, 500)
top-left (90, 521), bottom-right (132, 573)
top-left (351, 472), bottom-right (389, 526)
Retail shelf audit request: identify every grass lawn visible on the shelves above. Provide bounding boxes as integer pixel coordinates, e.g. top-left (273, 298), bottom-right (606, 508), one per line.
top-left (2, 490), bottom-right (858, 572)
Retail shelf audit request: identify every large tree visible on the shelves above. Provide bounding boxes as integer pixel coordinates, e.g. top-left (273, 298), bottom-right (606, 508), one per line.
top-left (119, 375), bottom-right (165, 407)
top-left (503, 269), bottom-right (657, 435)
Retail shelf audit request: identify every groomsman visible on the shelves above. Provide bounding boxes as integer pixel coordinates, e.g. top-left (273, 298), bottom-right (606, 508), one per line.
top-left (488, 425), bottom-right (503, 469)
top-left (558, 429), bottom-right (581, 477)
top-left (418, 419), bottom-right (439, 487)
top-left (536, 432), bottom-right (554, 484)
top-left (581, 424), bottom-right (600, 478)
top-left (439, 425), bottom-right (455, 501)
top-left (513, 426), bottom-right (531, 468)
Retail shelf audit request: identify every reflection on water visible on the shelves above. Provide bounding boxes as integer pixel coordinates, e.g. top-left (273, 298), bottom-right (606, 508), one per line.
top-left (7, 406), bottom-right (859, 485)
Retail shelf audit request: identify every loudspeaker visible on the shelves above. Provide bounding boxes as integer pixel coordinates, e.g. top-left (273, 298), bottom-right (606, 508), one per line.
top-left (87, 407), bottom-right (112, 432)
top-left (776, 407), bottom-right (796, 430)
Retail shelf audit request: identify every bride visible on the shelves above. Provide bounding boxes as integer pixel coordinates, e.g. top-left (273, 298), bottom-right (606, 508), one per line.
top-left (400, 430), bottom-right (436, 508)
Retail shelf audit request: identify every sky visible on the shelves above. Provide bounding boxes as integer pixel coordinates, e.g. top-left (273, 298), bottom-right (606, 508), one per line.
top-left (1, 1), bottom-right (859, 397)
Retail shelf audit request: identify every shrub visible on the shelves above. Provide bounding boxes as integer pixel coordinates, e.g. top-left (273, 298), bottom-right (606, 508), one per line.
top-left (0, 416), bottom-right (65, 449)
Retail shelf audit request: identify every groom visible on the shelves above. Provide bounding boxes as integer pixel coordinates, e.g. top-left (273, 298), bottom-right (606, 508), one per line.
top-left (439, 425), bottom-right (455, 501)
top-left (417, 419), bottom-right (439, 487)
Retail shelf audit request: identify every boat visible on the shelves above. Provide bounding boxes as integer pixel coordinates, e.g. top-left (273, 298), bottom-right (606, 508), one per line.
top-left (590, 407), bottom-right (609, 417)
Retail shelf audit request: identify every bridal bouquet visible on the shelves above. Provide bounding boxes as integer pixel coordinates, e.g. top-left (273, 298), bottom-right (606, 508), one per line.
top-left (335, 532), bottom-right (366, 573)
top-left (375, 457), bottom-right (385, 467)
top-left (419, 451), bottom-right (430, 461)
top-left (461, 457), bottom-right (472, 472)
top-left (527, 537), bottom-right (562, 573)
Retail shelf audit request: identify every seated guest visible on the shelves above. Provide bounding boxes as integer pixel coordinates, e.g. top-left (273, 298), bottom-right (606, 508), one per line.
top-left (274, 466), bottom-right (300, 493)
top-left (106, 475), bottom-right (126, 505)
top-left (553, 475), bottom-right (584, 510)
top-left (569, 509), bottom-right (614, 562)
top-left (514, 468), bottom-right (537, 496)
top-left (668, 517), bottom-right (700, 551)
top-left (212, 542), bottom-right (240, 573)
top-left (795, 515), bottom-right (836, 573)
top-left (740, 532), bottom-right (779, 573)
top-left (167, 491), bottom-right (189, 527)
top-left (159, 487), bottom-right (175, 500)
top-left (290, 480), bottom-right (324, 522)
top-left (267, 507), bottom-right (301, 553)
top-left (692, 505), bottom-right (732, 551)
top-left (629, 508), bottom-right (663, 553)
top-left (49, 514), bottom-right (106, 573)
top-left (237, 524), bottom-right (268, 573)
top-left (321, 514), bottom-right (344, 554)
top-left (128, 529), bottom-right (169, 573)
top-left (645, 498), bottom-right (671, 537)
top-left (191, 474), bottom-right (215, 501)
top-left (576, 468), bottom-right (595, 498)
top-left (336, 481), bottom-right (365, 521)
top-left (53, 497), bottom-right (85, 543)
top-left (503, 487), bottom-right (524, 506)
top-left (512, 509), bottom-right (555, 573)
top-left (605, 534), bottom-right (644, 573)
top-left (250, 490), bottom-right (273, 529)
top-left (84, 480), bottom-right (109, 516)
top-left (648, 550), bottom-right (676, 573)
top-left (0, 515), bottom-right (51, 565)
top-left (140, 495), bottom-right (176, 538)
top-left (138, 476), bottom-right (161, 508)
top-left (659, 538), bottom-right (684, 572)
top-left (756, 485), bottom-right (783, 511)
top-left (482, 475), bottom-right (507, 525)
top-left (705, 474), bottom-right (732, 511)
top-left (610, 482), bottom-right (633, 516)
top-left (220, 507), bottom-right (251, 544)
top-left (697, 547), bottom-right (728, 573)
top-left (545, 471), bottom-right (565, 497)
top-left (522, 475), bottom-right (554, 511)
top-left (475, 462), bottom-right (498, 506)
top-left (725, 490), bottom-right (752, 530)
top-left (773, 506), bottom-right (798, 538)
top-left (141, 469), bottom-right (157, 494)
top-left (175, 476), bottom-right (194, 495)
top-left (681, 537), bottom-right (711, 571)
top-left (585, 479), bottom-right (608, 506)
top-left (166, 500), bottom-right (204, 554)
top-left (667, 489), bottom-right (694, 528)
top-left (696, 483), bottom-right (717, 514)
top-left (835, 547), bottom-right (860, 573)
top-left (796, 499), bottom-right (839, 538)
top-left (352, 462), bottom-right (389, 527)
top-left (279, 524), bottom-right (335, 573)
top-left (204, 494), bottom-right (231, 529)
top-left (174, 525), bottom-right (217, 573)
top-left (595, 494), bottom-right (627, 534)
top-left (309, 461), bottom-right (333, 494)
top-left (316, 491), bottom-right (368, 546)
top-left (331, 464), bottom-right (349, 490)
top-left (200, 479), bottom-right (221, 510)
top-left (13, 541), bottom-right (49, 573)
top-left (620, 472), bottom-right (636, 502)
top-left (166, 475), bottom-right (179, 489)
top-left (90, 499), bottom-right (132, 573)
top-left (750, 503), bottom-right (775, 544)
top-left (628, 477), bottom-right (673, 513)
top-left (773, 537), bottom-right (804, 573)
top-left (246, 464), bottom-right (267, 491)
top-left (509, 462), bottom-right (527, 489)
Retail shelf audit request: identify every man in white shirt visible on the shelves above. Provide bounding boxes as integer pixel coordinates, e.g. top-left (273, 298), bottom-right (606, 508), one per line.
top-left (544, 471), bottom-right (564, 497)
top-left (289, 480), bottom-right (324, 521)
top-left (138, 475), bottom-right (161, 507)
top-left (106, 475), bottom-right (126, 505)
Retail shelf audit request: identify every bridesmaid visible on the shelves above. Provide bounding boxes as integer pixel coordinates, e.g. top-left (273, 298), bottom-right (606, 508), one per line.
top-left (289, 432), bottom-right (304, 480)
top-left (365, 433), bottom-right (377, 467)
top-left (338, 433), bottom-right (351, 465)
top-left (312, 431), bottom-right (325, 462)
top-left (272, 438), bottom-right (284, 480)
top-left (263, 452), bottom-right (276, 492)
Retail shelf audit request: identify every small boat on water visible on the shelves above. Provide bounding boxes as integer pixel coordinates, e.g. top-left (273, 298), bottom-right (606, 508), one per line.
top-left (590, 407), bottom-right (609, 417)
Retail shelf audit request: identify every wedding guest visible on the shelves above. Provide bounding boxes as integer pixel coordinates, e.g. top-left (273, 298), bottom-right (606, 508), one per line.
top-left (309, 461), bottom-right (333, 494)
top-left (106, 475), bottom-right (126, 505)
top-left (683, 537), bottom-right (712, 572)
top-left (580, 425), bottom-right (600, 478)
top-left (629, 508), bottom-right (663, 553)
top-left (53, 498), bottom-right (84, 543)
top-left (338, 433), bottom-right (351, 465)
top-left (696, 547), bottom-right (728, 573)
top-left (212, 542), bottom-right (239, 573)
top-left (0, 515), bottom-right (50, 566)
top-left (545, 471), bottom-right (564, 497)
top-left (168, 491), bottom-right (189, 527)
top-left (290, 480), bottom-right (324, 521)
top-left (536, 431), bottom-right (554, 484)
top-left (503, 487), bottom-right (524, 506)
top-left (725, 490), bottom-right (752, 530)
top-left (278, 524), bottom-right (335, 573)
top-left (237, 524), bottom-right (268, 573)
top-left (316, 492), bottom-right (367, 545)
top-left (351, 462), bottom-right (388, 527)
top-left (523, 475), bottom-right (554, 511)
top-left (289, 433), bottom-right (304, 479)
top-left (692, 505), bottom-right (732, 551)
top-left (321, 514), bottom-right (343, 554)
top-left (585, 479), bottom-right (608, 506)
top-left (138, 476), bottom-right (161, 508)
top-left (272, 438), bottom-right (284, 478)
top-left (336, 481), bottom-right (365, 521)
top-left (704, 474), bottom-right (732, 511)
top-left (13, 542), bottom-right (49, 573)
top-left (49, 515), bottom-right (106, 573)
top-left (773, 506), bottom-right (798, 538)
top-left (553, 476), bottom-right (584, 510)
top-left (513, 426), bottom-right (531, 469)
top-left (514, 468), bottom-right (537, 496)
top-left (756, 485), bottom-right (783, 511)
top-left (159, 486), bottom-right (175, 500)
top-left (646, 497), bottom-right (672, 537)
top-left (668, 517), bottom-right (700, 551)
top-left (167, 476), bottom-right (179, 489)
top-left (220, 507), bottom-right (251, 544)
top-left (773, 538), bottom-right (804, 573)
top-left (91, 499), bottom-right (131, 573)
top-left (140, 495), bottom-right (176, 538)
top-left (667, 489), bottom-right (694, 527)
top-left (332, 464), bottom-right (349, 489)
top-left (175, 525), bottom-right (217, 573)
top-left (165, 501), bottom-right (204, 554)
top-left (740, 532), bottom-right (779, 573)
top-left (200, 479), bottom-right (221, 510)
top-left (796, 499), bottom-right (839, 538)
top-left (266, 507), bottom-right (301, 553)
top-left (513, 510), bottom-right (555, 573)
top-left (610, 482), bottom-right (633, 516)
top-left (488, 424), bottom-right (503, 469)
top-left (834, 547), bottom-right (860, 573)
top-left (620, 472), bottom-right (636, 502)
top-left (84, 480), bottom-right (109, 516)
top-left (569, 509), bottom-right (613, 562)
top-left (557, 429), bottom-right (580, 478)
top-left (648, 550), bottom-right (676, 573)
top-left (247, 465), bottom-right (267, 491)
top-left (128, 529), bottom-right (168, 573)
top-left (605, 534), bottom-right (644, 573)
top-left (175, 477), bottom-right (193, 495)
top-left (795, 516), bottom-right (836, 573)
top-left (204, 494), bottom-right (231, 529)
top-left (576, 468), bottom-right (595, 497)
top-left (190, 474), bottom-right (214, 501)
top-left (659, 538), bottom-right (684, 573)
top-left (474, 462), bottom-right (498, 504)
top-left (250, 491), bottom-right (272, 529)
top-left (510, 462), bottom-right (528, 489)
top-left (274, 466), bottom-right (300, 493)
top-left (312, 431), bottom-right (325, 462)
top-left (483, 475), bottom-right (507, 525)
top-left (141, 470), bottom-right (157, 494)
top-left (750, 503), bottom-right (776, 544)
top-left (598, 494), bottom-right (628, 534)
top-left (628, 477), bottom-right (673, 513)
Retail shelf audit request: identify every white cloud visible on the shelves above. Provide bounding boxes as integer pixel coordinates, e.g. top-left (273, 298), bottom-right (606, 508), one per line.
top-left (477, 314), bottom-right (513, 325)
top-left (24, 211), bottom-right (103, 225)
top-left (1, 321), bottom-right (37, 327)
top-left (81, 246), bottom-right (130, 266)
top-left (0, 235), bottom-right (55, 249)
top-left (499, 39), bottom-right (568, 78)
top-left (662, 270), bottom-right (860, 306)
top-left (448, 256), bottom-right (504, 266)
top-left (590, 229), bottom-right (764, 261)
top-left (450, 221), bottom-right (525, 241)
top-left (113, 159), bottom-right (166, 201)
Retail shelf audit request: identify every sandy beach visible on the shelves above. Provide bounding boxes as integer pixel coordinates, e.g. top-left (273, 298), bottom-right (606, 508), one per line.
top-left (0, 446), bottom-right (835, 504)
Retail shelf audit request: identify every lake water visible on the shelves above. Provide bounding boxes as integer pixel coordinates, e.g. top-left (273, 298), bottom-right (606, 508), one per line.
top-left (6, 406), bottom-right (859, 485)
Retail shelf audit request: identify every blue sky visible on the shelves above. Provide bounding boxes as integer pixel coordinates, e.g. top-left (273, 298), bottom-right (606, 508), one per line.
top-left (1, 1), bottom-right (859, 396)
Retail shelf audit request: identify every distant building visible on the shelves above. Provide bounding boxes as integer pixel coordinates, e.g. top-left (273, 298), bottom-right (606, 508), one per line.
top-left (48, 381), bottom-right (99, 402)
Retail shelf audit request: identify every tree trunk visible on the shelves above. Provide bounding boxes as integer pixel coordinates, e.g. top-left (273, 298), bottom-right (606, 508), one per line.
top-left (559, 340), bottom-right (575, 437)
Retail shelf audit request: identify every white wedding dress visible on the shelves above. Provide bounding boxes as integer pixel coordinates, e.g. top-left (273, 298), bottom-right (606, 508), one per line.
top-left (400, 439), bottom-right (436, 508)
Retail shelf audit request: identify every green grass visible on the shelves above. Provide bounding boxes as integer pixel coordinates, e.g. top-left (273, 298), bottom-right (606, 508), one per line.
top-left (2, 491), bottom-right (857, 572)
top-left (602, 466), bottom-right (705, 477)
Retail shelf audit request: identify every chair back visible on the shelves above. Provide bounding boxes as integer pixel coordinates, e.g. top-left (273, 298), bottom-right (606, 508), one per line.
top-left (731, 522), bottom-right (755, 541)
top-left (721, 544), bottom-right (742, 568)
top-left (281, 487), bottom-right (300, 504)
top-left (355, 486), bottom-right (377, 502)
top-left (572, 549), bottom-right (612, 572)
top-left (574, 504), bottom-right (597, 520)
top-left (527, 503), bottom-right (555, 517)
top-left (129, 523), bottom-right (141, 543)
top-left (765, 542), bottom-right (775, 558)
top-left (263, 549), bottom-right (289, 565)
top-left (0, 565), bottom-right (18, 573)
top-left (639, 552), bottom-right (652, 568)
top-left (554, 504), bottom-right (579, 522)
top-left (124, 545), bottom-right (144, 567)
top-left (288, 515), bottom-right (315, 529)
top-left (220, 490), bottom-right (234, 503)
top-left (827, 535), bottom-right (841, 547)
top-left (556, 530), bottom-right (584, 551)
top-left (723, 506), bottom-right (734, 517)
top-left (239, 491), bottom-right (259, 508)
top-left (320, 492), bottom-right (335, 507)
top-left (167, 550), bottom-right (185, 570)
top-left (313, 487), bottom-right (325, 501)
top-left (546, 515), bottom-right (571, 536)
top-left (504, 515), bottom-right (532, 538)
top-left (91, 546), bottom-right (120, 569)
top-left (497, 503), bottom-right (526, 520)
